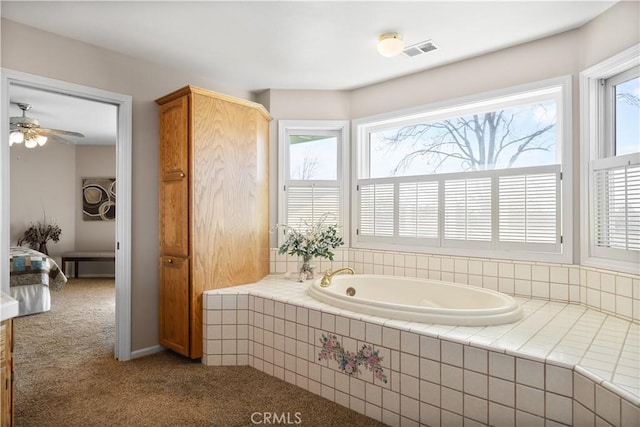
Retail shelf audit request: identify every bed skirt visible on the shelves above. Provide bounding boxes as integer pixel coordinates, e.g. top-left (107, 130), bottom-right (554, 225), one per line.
top-left (11, 284), bottom-right (51, 317)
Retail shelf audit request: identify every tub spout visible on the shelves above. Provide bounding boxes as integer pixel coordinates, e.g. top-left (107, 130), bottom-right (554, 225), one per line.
top-left (320, 267), bottom-right (355, 287)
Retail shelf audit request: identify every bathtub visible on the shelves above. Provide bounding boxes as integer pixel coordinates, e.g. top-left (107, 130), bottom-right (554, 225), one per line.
top-left (308, 274), bottom-right (523, 326)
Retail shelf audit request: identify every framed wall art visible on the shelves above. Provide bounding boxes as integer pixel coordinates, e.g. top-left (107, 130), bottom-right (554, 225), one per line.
top-left (82, 177), bottom-right (116, 221)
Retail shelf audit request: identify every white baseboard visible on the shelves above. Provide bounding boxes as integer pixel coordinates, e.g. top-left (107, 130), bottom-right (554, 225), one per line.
top-left (130, 345), bottom-right (164, 359)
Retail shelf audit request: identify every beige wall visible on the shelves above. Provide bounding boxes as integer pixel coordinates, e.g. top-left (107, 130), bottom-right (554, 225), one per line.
top-left (349, 31), bottom-right (580, 119)
top-left (1, 18), bottom-right (253, 352)
top-left (10, 142), bottom-right (76, 256)
top-left (579, 1), bottom-right (640, 70)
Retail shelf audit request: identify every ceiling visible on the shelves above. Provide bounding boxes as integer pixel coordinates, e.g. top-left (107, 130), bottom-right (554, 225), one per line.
top-left (1, 1), bottom-right (617, 92)
top-left (2, 1), bottom-right (617, 145)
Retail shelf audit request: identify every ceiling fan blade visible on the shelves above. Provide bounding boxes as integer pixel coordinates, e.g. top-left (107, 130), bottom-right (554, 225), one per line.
top-left (38, 128), bottom-right (85, 138)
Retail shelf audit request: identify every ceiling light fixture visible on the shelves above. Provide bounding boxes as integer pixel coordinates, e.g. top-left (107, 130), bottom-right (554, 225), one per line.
top-left (9, 129), bottom-right (47, 148)
top-left (9, 131), bottom-right (24, 145)
top-left (377, 33), bottom-right (404, 57)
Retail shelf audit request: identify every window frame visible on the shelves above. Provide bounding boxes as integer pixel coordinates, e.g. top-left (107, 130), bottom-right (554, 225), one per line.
top-left (580, 44), bottom-right (640, 274)
top-left (277, 119), bottom-right (350, 246)
top-left (351, 76), bottom-right (573, 264)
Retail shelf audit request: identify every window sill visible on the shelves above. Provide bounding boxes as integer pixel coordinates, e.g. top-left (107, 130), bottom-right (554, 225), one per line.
top-left (351, 241), bottom-right (572, 265)
top-left (580, 255), bottom-right (639, 276)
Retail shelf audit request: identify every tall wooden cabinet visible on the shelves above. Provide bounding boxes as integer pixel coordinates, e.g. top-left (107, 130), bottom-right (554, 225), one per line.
top-left (156, 86), bottom-right (271, 359)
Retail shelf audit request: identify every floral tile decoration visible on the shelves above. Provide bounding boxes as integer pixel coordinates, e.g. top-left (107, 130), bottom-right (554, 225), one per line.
top-left (318, 333), bottom-right (387, 383)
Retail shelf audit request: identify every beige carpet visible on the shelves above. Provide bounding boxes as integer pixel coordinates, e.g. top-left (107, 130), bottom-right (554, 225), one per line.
top-left (13, 278), bottom-right (384, 427)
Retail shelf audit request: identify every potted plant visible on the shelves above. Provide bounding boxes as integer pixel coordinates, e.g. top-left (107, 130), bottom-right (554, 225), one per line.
top-left (273, 214), bottom-right (344, 281)
top-left (17, 221), bottom-right (62, 255)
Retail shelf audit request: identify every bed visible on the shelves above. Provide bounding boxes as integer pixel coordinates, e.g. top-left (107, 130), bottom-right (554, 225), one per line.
top-left (9, 246), bottom-right (68, 316)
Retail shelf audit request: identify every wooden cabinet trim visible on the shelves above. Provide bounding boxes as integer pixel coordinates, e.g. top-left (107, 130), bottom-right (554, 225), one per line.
top-left (155, 85), bottom-right (272, 121)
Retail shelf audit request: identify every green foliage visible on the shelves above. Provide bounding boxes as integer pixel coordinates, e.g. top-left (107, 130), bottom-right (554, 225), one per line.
top-left (17, 221), bottom-right (62, 249)
top-left (274, 214), bottom-right (344, 261)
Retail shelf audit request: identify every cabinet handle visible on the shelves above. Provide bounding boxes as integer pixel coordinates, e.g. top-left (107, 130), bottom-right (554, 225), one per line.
top-left (168, 259), bottom-right (173, 264)
top-left (179, 172), bottom-right (185, 178)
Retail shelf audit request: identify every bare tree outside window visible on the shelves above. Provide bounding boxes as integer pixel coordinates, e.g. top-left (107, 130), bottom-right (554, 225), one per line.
top-left (617, 91), bottom-right (640, 107)
top-left (370, 101), bottom-right (558, 178)
top-left (292, 155), bottom-right (319, 180)
top-left (289, 135), bottom-right (338, 180)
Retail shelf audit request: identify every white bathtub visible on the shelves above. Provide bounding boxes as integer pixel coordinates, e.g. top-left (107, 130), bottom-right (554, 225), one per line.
top-left (309, 274), bottom-right (523, 326)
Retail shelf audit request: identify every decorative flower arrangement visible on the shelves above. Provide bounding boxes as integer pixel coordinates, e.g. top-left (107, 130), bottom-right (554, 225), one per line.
top-left (318, 333), bottom-right (387, 384)
top-left (272, 213), bottom-right (343, 281)
top-left (17, 221), bottom-right (62, 256)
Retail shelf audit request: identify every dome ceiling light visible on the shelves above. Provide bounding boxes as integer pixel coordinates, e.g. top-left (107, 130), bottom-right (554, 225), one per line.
top-left (377, 32), bottom-right (404, 57)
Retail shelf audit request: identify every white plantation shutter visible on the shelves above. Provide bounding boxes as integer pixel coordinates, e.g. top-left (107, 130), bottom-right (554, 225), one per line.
top-left (359, 183), bottom-right (394, 237)
top-left (355, 166), bottom-right (563, 254)
top-left (398, 181), bottom-right (439, 239)
top-left (498, 167), bottom-right (560, 250)
top-left (444, 177), bottom-right (492, 242)
top-left (592, 156), bottom-right (640, 259)
top-left (286, 185), bottom-right (342, 232)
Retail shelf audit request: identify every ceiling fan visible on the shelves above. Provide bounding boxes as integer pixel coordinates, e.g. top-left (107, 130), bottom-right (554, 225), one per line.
top-left (9, 102), bottom-right (84, 148)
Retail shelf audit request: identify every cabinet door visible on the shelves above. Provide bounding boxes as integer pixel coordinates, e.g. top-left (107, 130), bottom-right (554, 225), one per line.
top-left (159, 176), bottom-right (189, 257)
top-left (159, 256), bottom-right (190, 357)
top-left (159, 94), bottom-right (190, 256)
top-left (159, 96), bottom-right (189, 176)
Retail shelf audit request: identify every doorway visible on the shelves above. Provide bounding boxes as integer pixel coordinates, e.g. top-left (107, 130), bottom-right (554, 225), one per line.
top-left (1, 69), bottom-right (132, 360)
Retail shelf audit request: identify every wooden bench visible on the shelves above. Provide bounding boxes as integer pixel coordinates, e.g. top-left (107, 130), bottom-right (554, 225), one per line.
top-left (60, 251), bottom-right (116, 278)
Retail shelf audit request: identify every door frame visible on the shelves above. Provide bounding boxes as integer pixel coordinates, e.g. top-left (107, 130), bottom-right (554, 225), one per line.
top-left (1, 68), bottom-right (133, 361)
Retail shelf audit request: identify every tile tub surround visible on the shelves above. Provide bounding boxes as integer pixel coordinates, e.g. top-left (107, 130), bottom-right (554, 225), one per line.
top-left (203, 277), bottom-right (639, 426)
top-left (269, 248), bottom-right (640, 324)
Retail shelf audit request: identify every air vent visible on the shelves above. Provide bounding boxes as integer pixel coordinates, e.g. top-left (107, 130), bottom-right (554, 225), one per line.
top-left (402, 39), bottom-right (437, 58)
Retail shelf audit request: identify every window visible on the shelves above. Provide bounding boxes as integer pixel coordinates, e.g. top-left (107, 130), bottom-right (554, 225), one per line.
top-left (278, 120), bottom-right (349, 243)
top-left (581, 45), bottom-right (640, 273)
top-left (353, 78), bottom-right (571, 262)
